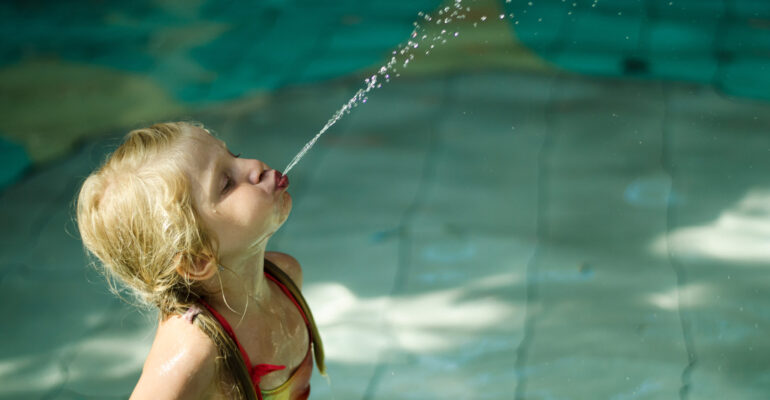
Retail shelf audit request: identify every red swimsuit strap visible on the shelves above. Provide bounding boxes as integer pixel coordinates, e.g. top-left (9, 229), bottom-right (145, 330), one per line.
top-left (264, 272), bottom-right (311, 329)
top-left (198, 298), bottom-right (285, 399)
top-left (198, 299), bottom-right (257, 368)
top-left (197, 268), bottom-right (311, 398)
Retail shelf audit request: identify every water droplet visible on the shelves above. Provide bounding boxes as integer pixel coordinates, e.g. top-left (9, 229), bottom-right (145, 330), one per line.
top-left (499, 14), bottom-right (505, 19)
top-left (454, 32), bottom-right (459, 37)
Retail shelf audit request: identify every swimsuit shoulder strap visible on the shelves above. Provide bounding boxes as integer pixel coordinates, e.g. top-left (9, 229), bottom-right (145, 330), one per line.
top-left (198, 300), bottom-right (255, 368)
top-left (263, 259), bottom-right (326, 376)
top-left (192, 301), bottom-right (262, 399)
top-left (197, 299), bottom-right (285, 399)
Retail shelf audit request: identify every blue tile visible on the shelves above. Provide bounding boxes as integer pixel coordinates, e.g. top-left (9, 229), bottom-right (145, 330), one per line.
top-left (0, 136), bottom-right (29, 191)
top-left (649, 19), bottom-right (718, 54)
top-left (721, 57), bottom-right (770, 99)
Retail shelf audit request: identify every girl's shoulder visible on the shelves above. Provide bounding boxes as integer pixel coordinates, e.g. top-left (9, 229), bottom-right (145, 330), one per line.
top-left (131, 315), bottom-right (219, 399)
top-left (265, 251), bottom-right (303, 288)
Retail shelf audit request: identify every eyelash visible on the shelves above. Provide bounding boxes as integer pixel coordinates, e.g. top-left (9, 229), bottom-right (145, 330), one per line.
top-left (221, 152), bottom-right (241, 194)
top-left (222, 175), bottom-right (234, 194)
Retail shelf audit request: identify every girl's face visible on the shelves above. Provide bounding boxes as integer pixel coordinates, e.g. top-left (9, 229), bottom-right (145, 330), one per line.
top-left (183, 128), bottom-right (292, 265)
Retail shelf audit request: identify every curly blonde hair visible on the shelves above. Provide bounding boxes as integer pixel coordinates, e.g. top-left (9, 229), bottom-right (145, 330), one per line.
top-left (76, 122), bottom-right (255, 399)
top-left (76, 121), bottom-right (217, 311)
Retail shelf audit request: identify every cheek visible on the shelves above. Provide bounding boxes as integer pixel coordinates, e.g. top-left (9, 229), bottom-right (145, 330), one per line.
top-left (232, 189), bottom-right (275, 228)
top-left (213, 188), bottom-right (278, 252)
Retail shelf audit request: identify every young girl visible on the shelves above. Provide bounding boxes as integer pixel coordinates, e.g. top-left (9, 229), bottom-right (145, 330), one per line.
top-left (77, 122), bottom-right (324, 399)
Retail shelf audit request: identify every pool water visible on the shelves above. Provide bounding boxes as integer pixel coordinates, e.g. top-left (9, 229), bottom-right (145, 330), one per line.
top-left (1, 1), bottom-right (769, 399)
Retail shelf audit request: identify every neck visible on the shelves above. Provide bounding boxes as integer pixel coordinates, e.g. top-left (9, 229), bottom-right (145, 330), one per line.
top-left (202, 248), bottom-right (272, 320)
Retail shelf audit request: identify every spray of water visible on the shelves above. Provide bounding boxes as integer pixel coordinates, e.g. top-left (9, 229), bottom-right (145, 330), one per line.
top-left (283, 0), bottom-right (475, 175)
top-left (283, 76), bottom-right (378, 174)
top-left (281, 0), bottom-right (596, 174)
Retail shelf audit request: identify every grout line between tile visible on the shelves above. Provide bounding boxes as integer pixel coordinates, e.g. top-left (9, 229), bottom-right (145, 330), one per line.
top-left (513, 71), bottom-right (561, 400)
top-left (360, 76), bottom-right (451, 400)
top-left (660, 84), bottom-right (698, 400)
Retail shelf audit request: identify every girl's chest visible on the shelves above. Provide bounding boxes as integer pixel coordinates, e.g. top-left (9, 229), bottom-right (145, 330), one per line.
top-left (236, 285), bottom-right (310, 385)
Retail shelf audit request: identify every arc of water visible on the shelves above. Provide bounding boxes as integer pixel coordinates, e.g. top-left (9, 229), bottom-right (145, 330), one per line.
top-left (283, 0), bottom-right (475, 175)
top-left (283, 76), bottom-right (378, 174)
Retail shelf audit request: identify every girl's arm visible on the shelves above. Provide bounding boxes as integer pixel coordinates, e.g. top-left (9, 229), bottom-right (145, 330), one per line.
top-left (130, 316), bottom-right (219, 400)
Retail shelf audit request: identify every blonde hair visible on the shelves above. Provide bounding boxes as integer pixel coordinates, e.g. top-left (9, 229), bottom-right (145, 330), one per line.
top-left (76, 122), bottom-right (256, 399)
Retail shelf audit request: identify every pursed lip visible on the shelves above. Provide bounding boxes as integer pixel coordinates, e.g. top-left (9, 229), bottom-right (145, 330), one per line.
top-left (274, 170), bottom-right (289, 190)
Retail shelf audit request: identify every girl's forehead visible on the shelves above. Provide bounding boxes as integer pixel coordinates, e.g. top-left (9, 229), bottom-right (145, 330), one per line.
top-left (173, 136), bottom-right (220, 177)
top-left (185, 129), bottom-right (227, 151)
top-left (179, 138), bottom-right (223, 204)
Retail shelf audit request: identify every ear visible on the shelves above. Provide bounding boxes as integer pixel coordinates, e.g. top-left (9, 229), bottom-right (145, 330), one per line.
top-left (174, 252), bottom-right (217, 281)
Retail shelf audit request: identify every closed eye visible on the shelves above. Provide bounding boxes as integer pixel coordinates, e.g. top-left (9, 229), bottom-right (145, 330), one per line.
top-left (222, 175), bottom-right (235, 194)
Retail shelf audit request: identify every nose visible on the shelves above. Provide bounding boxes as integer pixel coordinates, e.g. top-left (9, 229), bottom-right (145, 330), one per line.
top-left (246, 160), bottom-right (269, 185)
top-left (248, 169), bottom-right (260, 185)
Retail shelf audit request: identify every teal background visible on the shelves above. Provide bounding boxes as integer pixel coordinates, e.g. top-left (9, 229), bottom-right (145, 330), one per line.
top-left (1, 1), bottom-right (769, 399)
